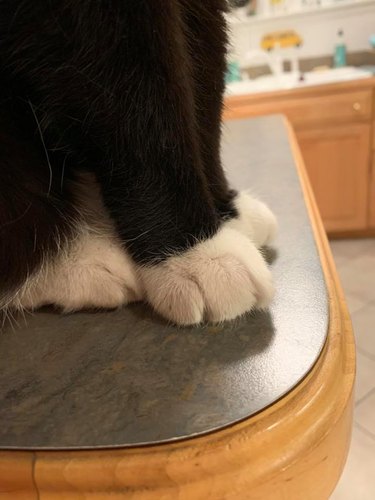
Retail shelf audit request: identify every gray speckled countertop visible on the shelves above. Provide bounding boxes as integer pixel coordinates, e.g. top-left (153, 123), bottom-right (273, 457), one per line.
top-left (0, 115), bottom-right (328, 450)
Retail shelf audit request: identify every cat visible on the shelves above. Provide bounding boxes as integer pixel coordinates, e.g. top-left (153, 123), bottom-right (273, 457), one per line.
top-left (0, 0), bottom-right (276, 326)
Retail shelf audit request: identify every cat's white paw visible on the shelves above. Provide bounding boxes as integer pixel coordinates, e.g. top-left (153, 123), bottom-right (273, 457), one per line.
top-left (16, 171), bottom-right (143, 313)
top-left (139, 227), bottom-right (274, 325)
top-left (227, 192), bottom-right (277, 248)
top-left (19, 231), bottom-right (143, 312)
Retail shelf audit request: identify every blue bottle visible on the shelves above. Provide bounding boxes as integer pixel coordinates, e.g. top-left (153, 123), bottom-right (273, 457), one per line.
top-left (225, 60), bottom-right (242, 83)
top-left (334, 29), bottom-right (347, 68)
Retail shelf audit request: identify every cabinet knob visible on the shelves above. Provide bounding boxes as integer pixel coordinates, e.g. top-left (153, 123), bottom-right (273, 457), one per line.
top-left (353, 102), bottom-right (361, 111)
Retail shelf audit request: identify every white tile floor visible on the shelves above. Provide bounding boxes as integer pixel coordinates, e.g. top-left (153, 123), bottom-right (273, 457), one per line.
top-left (330, 238), bottom-right (375, 500)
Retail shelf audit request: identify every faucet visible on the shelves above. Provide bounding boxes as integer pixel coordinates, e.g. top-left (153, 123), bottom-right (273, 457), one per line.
top-left (243, 48), bottom-right (300, 80)
top-left (244, 49), bottom-right (284, 78)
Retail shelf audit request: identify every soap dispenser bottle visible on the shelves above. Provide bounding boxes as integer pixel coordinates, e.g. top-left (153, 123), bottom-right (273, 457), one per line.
top-left (334, 29), bottom-right (347, 68)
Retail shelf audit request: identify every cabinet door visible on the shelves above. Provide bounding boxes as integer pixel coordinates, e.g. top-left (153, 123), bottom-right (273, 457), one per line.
top-left (297, 123), bottom-right (370, 233)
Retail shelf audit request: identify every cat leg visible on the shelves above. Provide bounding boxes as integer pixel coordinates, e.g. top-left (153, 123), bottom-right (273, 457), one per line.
top-left (17, 173), bottom-right (143, 313)
top-left (181, 0), bottom-right (277, 248)
top-left (0, 83), bottom-right (142, 316)
top-left (1, 0), bottom-right (274, 324)
top-left (0, 119), bottom-right (77, 317)
top-left (87, 2), bottom-right (275, 325)
top-left (180, 0), bottom-right (237, 220)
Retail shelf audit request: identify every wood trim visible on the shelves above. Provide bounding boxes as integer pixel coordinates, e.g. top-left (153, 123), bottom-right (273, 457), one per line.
top-left (0, 122), bottom-right (355, 499)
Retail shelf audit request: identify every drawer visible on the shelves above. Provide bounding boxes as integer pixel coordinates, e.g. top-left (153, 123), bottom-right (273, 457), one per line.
top-left (224, 89), bottom-right (373, 129)
top-left (286, 90), bottom-right (372, 129)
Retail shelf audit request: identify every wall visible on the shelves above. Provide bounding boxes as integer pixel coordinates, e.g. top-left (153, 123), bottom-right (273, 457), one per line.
top-left (228, 1), bottom-right (375, 67)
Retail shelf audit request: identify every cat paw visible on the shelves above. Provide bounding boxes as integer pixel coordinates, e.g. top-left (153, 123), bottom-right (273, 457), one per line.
top-left (227, 192), bottom-right (277, 248)
top-left (139, 227), bottom-right (274, 325)
top-left (19, 232), bottom-right (143, 312)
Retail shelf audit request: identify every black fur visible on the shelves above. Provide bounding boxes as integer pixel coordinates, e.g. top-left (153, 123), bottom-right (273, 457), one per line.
top-left (0, 0), bottom-right (236, 306)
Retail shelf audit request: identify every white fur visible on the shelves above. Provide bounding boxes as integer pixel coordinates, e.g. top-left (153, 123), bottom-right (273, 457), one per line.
top-left (226, 192), bottom-right (277, 248)
top-left (15, 173), bottom-right (143, 313)
top-left (139, 227), bottom-right (274, 326)
top-left (8, 180), bottom-right (276, 323)
top-left (18, 229), bottom-right (143, 312)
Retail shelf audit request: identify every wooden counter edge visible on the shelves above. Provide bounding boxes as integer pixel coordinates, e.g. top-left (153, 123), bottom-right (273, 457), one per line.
top-left (0, 120), bottom-right (356, 500)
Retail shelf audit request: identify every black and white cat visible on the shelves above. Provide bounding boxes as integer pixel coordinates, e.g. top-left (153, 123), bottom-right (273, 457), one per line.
top-left (0, 0), bottom-right (276, 326)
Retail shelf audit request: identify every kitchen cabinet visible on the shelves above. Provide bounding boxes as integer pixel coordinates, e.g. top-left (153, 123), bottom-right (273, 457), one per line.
top-left (224, 78), bottom-right (375, 235)
top-left (297, 123), bottom-right (370, 232)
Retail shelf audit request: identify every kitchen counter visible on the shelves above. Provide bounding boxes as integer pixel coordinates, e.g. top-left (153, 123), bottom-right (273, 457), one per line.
top-left (226, 67), bottom-right (374, 97)
top-left (0, 116), bottom-right (355, 499)
top-left (225, 69), bottom-right (375, 104)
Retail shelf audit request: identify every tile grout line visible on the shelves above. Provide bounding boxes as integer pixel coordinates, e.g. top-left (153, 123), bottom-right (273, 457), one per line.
top-left (354, 422), bottom-right (375, 442)
top-left (354, 386), bottom-right (375, 408)
top-left (356, 345), bottom-right (375, 363)
top-left (340, 287), bottom-right (375, 317)
top-left (351, 298), bottom-right (375, 318)
top-left (331, 247), bottom-right (375, 267)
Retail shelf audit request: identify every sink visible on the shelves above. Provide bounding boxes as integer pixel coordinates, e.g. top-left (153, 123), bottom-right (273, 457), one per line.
top-left (225, 67), bottom-right (373, 96)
